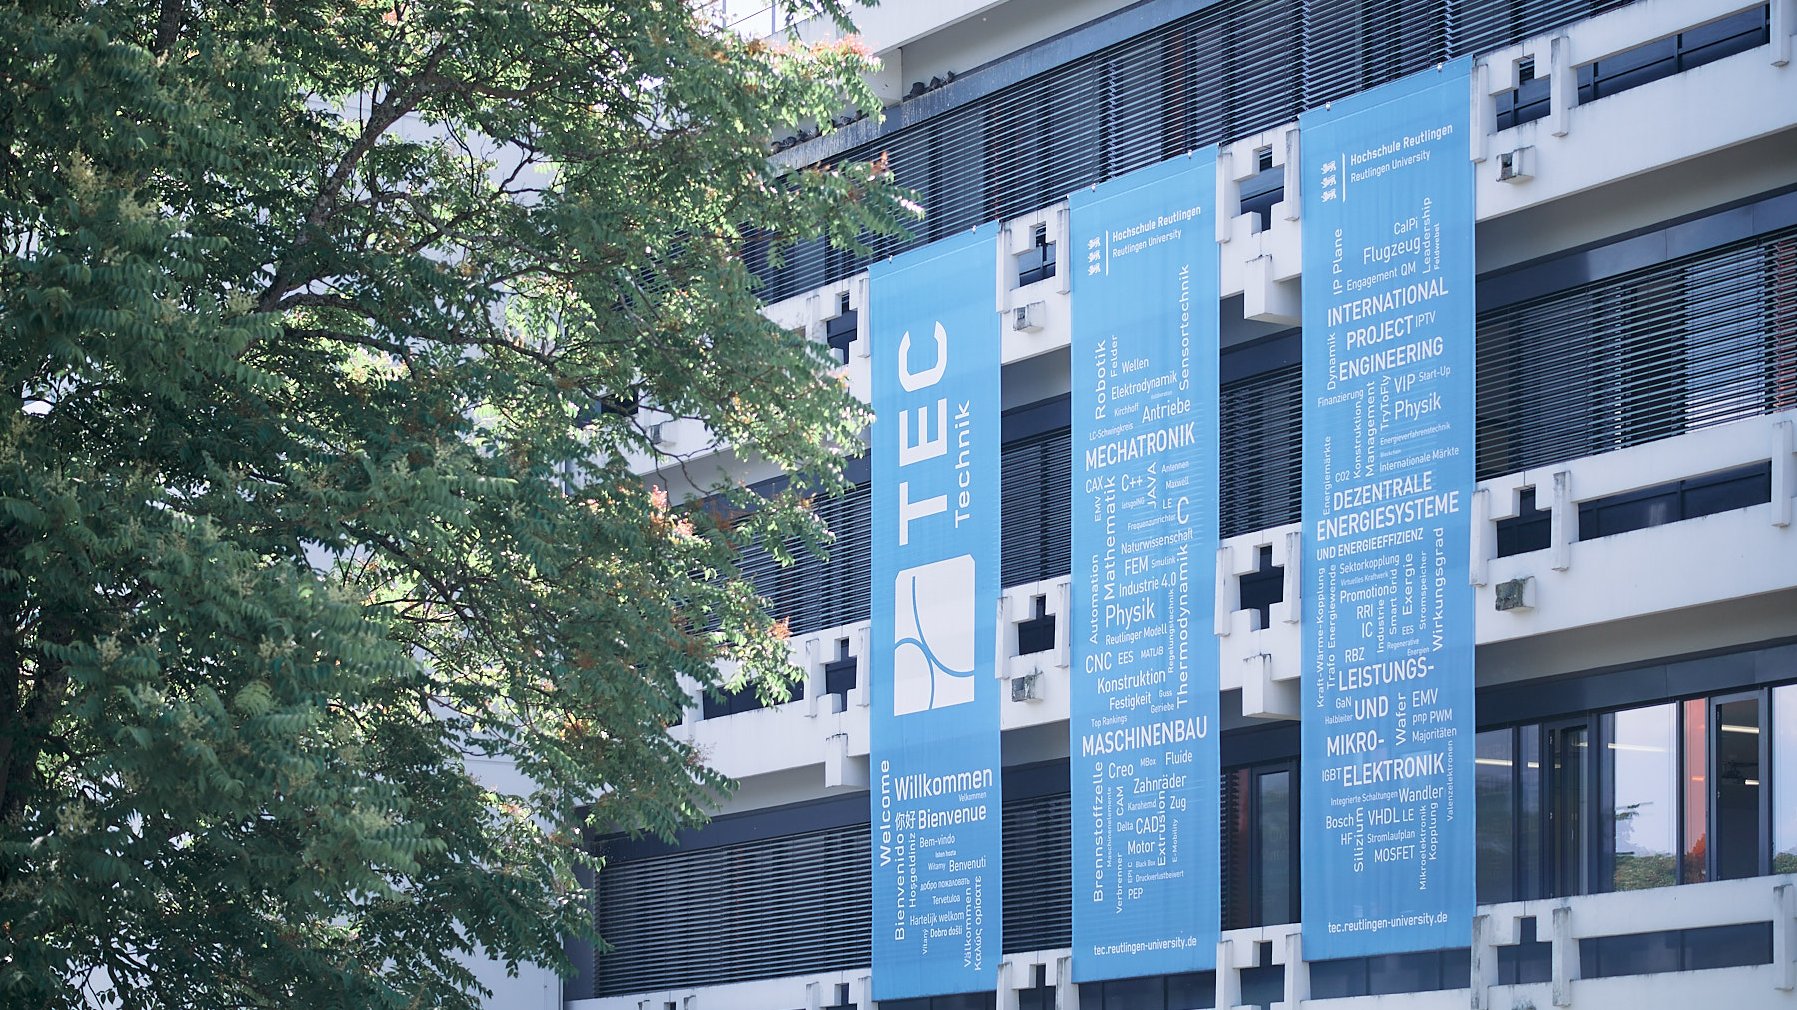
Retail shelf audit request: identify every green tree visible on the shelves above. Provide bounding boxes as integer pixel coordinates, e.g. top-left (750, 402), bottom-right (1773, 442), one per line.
top-left (0, 2), bottom-right (906, 1006)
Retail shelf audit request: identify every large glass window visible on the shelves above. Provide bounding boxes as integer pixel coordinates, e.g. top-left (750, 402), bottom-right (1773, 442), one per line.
top-left (1714, 695), bottom-right (1764, 880)
top-left (1549, 723), bottom-right (1590, 897)
top-left (1605, 705), bottom-right (1676, 890)
top-left (1485, 680), bottom-right (1791, 903)
top-left (1682, 698), bottom-right (1709, 883)
top-left (1222, 761), bottom-right (1298, 929)
top-left (1474, 724), bottom-right (1546, 904)
top-left (1476, 730), bottom-right (1516, 902)
top-left (1257, 770), bottom-right (1294, 925)
top-left (1775, 685), bottom-right (1797, 872)
top-left (1518, 724), bottom-right (1545, 900)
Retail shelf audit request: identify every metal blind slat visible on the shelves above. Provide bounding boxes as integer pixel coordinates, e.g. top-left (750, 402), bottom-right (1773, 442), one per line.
top-left (1006, 792), bottom-right (1073, 954)
top-left (1220, 361), bottom-right (1303, 537)
top-left (595, 823), bottom-right (872, 995)
top-left (1001, 429), bottom-right (1073, 587)
top-left (598, 789), bottom-right (1078, 994)
top-left (742, 224), bottom-right (1794, 632)
top-left (756, 0), bottom-right (1635, 302)
top-left (1474, 225), bottom-right (1797, 478)
top-left (737, 482), bottom-right (871, 635)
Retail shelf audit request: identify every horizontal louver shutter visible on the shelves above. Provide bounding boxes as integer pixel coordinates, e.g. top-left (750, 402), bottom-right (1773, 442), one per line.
top-left (1220, 361), bottom-right (1302, 537)
top-left (595, 822), bottom-right (871, 995)
top-left (1002, 428), bottom-right (1073, 587)
top-left (734, 483), bottom-right (872, 635)
top-left (1221, 768), bottom-right (1248, 931)
top-left (596, 786), bottom-right (1077, 995)
top-left (755, 0), bottom-right (1642, 303)
top-left (1002, 791), bottom-right (1073, 953)
top-left (1475, 225), bottom-right (1797, 479)
top-left (731, 223), bottom-right (1797, 635)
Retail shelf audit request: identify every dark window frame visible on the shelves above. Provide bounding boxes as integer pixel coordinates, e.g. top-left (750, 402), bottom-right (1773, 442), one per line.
top-left (1016, 223), bottom-right (1058, 287)
top-left (1474, 638), bottom-right (1797, 903)
top-left (1223, 756), bottom-right (1299, 929)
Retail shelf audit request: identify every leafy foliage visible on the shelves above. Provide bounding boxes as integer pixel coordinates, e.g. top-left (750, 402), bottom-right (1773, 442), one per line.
top-left (0, 1), bottom-right (907, 1006)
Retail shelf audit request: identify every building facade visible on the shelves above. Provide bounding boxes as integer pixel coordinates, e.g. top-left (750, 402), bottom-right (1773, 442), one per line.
top-left (533, 0), bottom-right (1797, 1007)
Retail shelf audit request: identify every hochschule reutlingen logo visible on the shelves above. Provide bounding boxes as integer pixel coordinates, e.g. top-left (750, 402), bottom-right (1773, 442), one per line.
top-left (892, 555), bottom-right (977, 716)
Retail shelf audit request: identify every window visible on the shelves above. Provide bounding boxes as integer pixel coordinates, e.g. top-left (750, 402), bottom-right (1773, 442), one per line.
top-left (823, 639), bottom-right (856, 710)
top-left (1712, 693), bottom-right (1765, 880)
top-left (1478, 225), bottom-right (1794, 480)
top-left (1000, 426), bottom-right (1072, 586)
top-left (1016, 594), bottom-right (1055, 656)
top-left (1219, 337), bottom-right (1301, 538)
top-left (1682, 697), bottom-right (1710, 883)
top-left (1773, 684), bottom-right (1797, 872)
top-left (1236, 545), bottom-right (1283, 631)
top-left (1015, 969), bottom-right (1059, 1010)
top-left (1016, 224), bottom-right (1056, 287)
top-left (1223, 760), bottom-right (1299, 928)
top-left (1493, 487), bottom-right (1551, 557)
top-left (1095, 27), bottom-right (1194, 179)
top-left (825, 292), bottom-right (857, 365)
top-left (915, 108), bottom-right (987, 243)
top-left (1218, 0), bottom-right (1303, 143)
top-left (1496, 465), bottom-right (1774, 560)
top-left (1493, 55), bottom-right (1551, 130)
top-left (594, 815), bottom-right (870, 995)
top-left (1076, 970), bottom-right (1228, 1010)
top-left (1309, 947), bottom-right (1469, 998)
top-left (1770, 236), bottom-right (1797, 411)
top-left (982, 88), bottom-right (1050, 223)
top-left (1256, 769), bottom-right (1296, 925)
top-left (1604, 705), bottom-right (1677, 891)
top-left (1001, 788), bottom-right (1073, 954)
top-left (1547, 721), bottom-right (1591, 897)
top-left (1476, 729), bottom-right (1519, 901)
top-left (718, 477), bottom-right (872, 646)
top-left (1578, 463), bottom-right (1772, 541)
top-left (1481, 678), bottom-right (1792, 902)
top-left (882, 995), bottom-right (997, 1010)
top-left (1238, 160), bottom-right (1284, 233)
top-left (1576, 6), bottom-right (1770, 105)
top-left (1353, 0), bottom-right (1448, 93)
top-left (700, 679), bottom-right (794, 720)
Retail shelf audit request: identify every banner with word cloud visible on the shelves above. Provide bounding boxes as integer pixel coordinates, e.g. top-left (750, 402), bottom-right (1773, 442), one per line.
top-left (869, 224), bottom-right (1003, 1000)
top-left (1300, 59), bottom-right (1476, 959)
top-left (1069, 151), bottom-right (1220, 981)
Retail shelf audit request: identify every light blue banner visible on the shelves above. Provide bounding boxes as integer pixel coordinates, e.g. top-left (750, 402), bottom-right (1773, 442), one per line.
top-left (1069, 151), bottom-right (1220, 981)
top-left (869, 224), bottom-right (1003, 1001)
top-left (1300, 59), bottom-right (1477, 959)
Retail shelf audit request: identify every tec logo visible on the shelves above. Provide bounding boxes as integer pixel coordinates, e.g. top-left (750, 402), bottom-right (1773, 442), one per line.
top-left (892, 555), bottom-right (977, 716)
top-left (888, 314), bottom-right (978, 716)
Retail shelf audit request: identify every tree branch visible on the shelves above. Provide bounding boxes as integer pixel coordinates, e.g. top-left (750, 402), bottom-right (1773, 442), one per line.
top-left (152, 0), bottom-right (183, 56)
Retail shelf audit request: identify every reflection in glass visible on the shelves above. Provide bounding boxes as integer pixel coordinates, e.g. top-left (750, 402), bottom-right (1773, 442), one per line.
top-left (1519, 725), bottom-right (1543, 900)
top-left (1607, 705), bottom-right (1676, 890)
top-left (1258, 770), bottom-right (1293, 925)
top-left (1551, 725), bottom-right (1588, 897)
top-left (1778, 686), bottom-right (1797, 874)
top-left (1476, 730), bottom-right (1515, 902)
top-left (1682, 698), bottom-right (1709, 883)
top-left (1715, 697), bottom-right (1762, 880)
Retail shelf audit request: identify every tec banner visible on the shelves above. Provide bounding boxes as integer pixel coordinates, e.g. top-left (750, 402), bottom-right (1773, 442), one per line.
top-left (869, 224), bottom-right (1003, 1001)
top-left (1069, 151), bottom-right (1220, 981)
top-left (1299, 59), bottom-right (1476, 958)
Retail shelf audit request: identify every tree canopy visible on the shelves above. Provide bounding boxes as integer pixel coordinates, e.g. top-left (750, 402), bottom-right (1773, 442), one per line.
top-left (0, 1), bottom-right (906, 1006)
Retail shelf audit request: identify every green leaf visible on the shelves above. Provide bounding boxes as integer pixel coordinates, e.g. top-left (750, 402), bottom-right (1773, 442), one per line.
top-left (0, 1), bottom-right (899, 1007)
